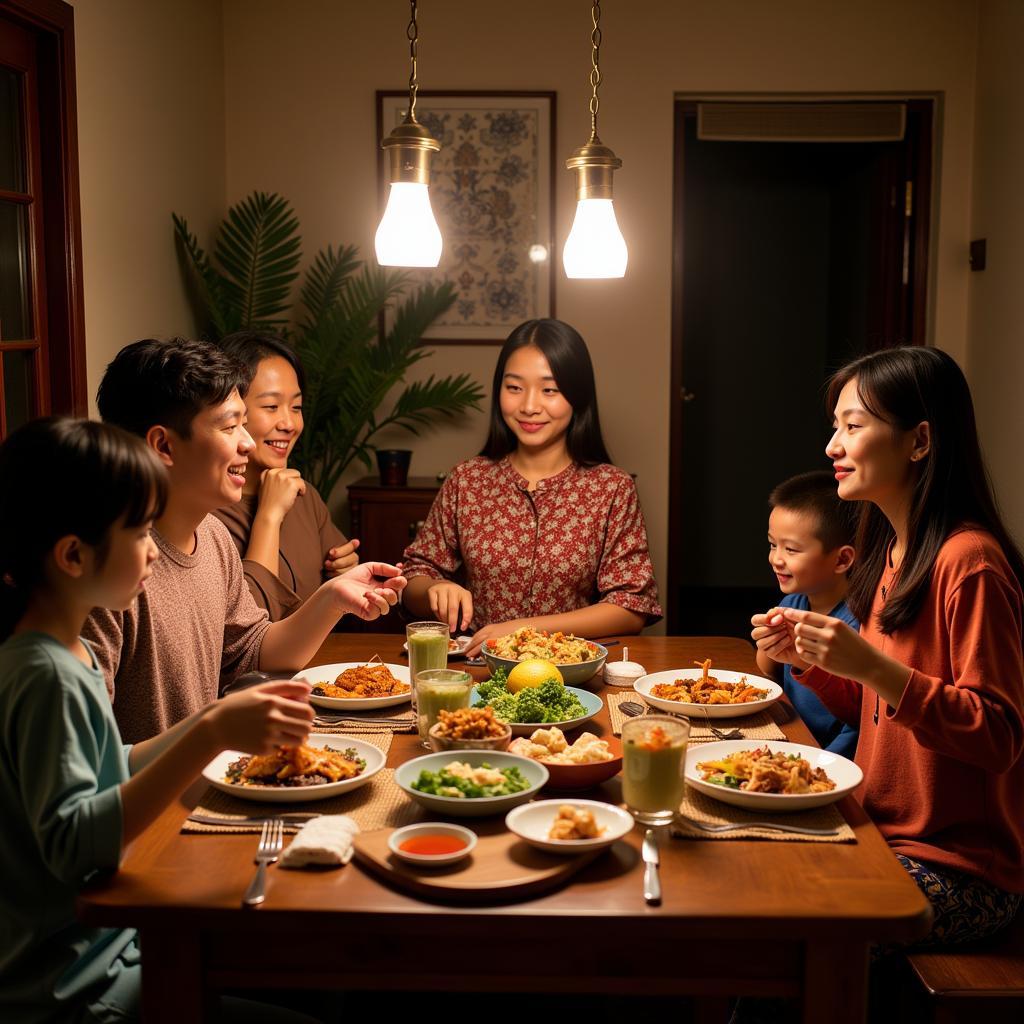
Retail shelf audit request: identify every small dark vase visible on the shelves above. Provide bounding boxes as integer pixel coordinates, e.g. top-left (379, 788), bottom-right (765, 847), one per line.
top-left (376, 448), bottom-right (412, 486)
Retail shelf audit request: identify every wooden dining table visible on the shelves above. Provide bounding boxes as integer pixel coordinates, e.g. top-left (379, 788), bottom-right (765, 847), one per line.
top-left (78, 634), bottom-right (932, 1023)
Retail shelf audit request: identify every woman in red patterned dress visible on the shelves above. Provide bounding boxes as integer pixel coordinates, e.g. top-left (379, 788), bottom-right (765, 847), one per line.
top-left (402, 319), bottom-right (661, 656)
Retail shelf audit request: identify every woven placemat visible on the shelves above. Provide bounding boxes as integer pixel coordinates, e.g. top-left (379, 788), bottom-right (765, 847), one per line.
top-left (181, 768), bottom-right (423, 835)
top-left (606, 691), bottom-right (787, 743)
top-left (312, 708), bottom-right (415, 734)
top-left (672, 786), bottom-right (855, 843)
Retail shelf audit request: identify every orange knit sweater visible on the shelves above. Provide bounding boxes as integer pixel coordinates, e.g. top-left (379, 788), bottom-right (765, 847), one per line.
top-left (799, 529), bottom-right (1024, 892)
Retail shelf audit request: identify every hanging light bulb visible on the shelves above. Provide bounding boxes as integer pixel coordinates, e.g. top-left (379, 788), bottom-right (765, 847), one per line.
top-left (563, 0), bottom-right (627, 279)
top-left (375, 0), bottom-right (442, 267)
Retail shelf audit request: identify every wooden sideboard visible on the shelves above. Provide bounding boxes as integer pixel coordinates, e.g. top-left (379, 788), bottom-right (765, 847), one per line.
top-left (346, 474), bottom-right (441, 567)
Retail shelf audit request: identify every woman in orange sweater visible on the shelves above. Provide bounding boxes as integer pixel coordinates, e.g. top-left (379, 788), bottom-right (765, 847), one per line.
top-left (753, 346), bottom-right (1023, 946)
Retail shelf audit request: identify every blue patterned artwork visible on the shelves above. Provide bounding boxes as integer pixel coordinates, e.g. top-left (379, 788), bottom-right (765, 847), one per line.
top-left (378, 92), bottom-right (555, 343)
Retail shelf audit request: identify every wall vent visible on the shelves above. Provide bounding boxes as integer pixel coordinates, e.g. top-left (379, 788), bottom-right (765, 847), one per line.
top-left (697, 102), bottom-right (906, 143)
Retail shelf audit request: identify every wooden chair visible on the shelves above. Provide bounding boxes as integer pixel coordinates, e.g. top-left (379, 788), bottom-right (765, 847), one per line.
top-left (906, 912), bottom-right (1024, 1023)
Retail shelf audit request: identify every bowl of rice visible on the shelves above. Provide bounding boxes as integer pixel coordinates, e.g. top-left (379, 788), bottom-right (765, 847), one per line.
top-left (481, 628), bottom-right (608, 688)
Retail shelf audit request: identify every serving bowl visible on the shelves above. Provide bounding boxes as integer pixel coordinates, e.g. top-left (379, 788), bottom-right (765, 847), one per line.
top-left (684, 739), bottom-right (863, 812)
top-left (505, 799), bottom-right (634, 854)
top-left (202, 734), bottom-right (386, 803)
top-left (634, 668), bottom-right (783, 719)
top-left (428, 719), bottom-right (512, 753)
top-left (387, 822), bottom-right (477, 865)
top-left (394, 750), bottom-right (548, 817)
top-left (469, 685), bottom-right (604, 736)
top-left (539, 737), bottom-right (623, 791)
top-left (480, 640), bottom-right (609, 689)
top-left (294, 661), bottom-right (411, 711)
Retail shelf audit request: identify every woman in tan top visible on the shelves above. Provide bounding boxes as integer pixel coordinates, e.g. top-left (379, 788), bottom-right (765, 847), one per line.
top-left (213, 332), bottom-right (359, 619)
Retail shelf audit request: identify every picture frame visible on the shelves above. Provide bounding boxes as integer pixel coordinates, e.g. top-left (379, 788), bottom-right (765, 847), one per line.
top-left (376, 90), bottom-right (556, 345)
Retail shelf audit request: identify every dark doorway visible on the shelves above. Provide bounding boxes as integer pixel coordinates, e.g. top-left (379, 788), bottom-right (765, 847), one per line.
top-left (667, 99), bottom-right (932, 636)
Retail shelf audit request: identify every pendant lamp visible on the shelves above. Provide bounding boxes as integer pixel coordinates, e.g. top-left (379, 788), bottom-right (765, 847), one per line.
top-left (375, 0), bottom-right (443, 267)
top-left (563, 0), bottom-right (628, 279)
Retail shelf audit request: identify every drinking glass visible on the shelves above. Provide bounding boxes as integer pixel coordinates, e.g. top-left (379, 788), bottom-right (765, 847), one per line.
top-left (415, 668), bottom-right (474, 747)
top-left (407, 621), bottom-right (449, 716)
top-left (621, 715), bottom-right (690, 826)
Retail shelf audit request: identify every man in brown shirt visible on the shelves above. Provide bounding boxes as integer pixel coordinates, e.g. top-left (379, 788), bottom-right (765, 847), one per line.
top-left (84, 338), bottom-right (406, 743)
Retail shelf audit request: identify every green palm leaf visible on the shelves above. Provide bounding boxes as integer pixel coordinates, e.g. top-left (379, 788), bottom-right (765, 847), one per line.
top-left (299, 244), bottom-right (361, 333)
top-left (171, 213), bottom-right (236, 337)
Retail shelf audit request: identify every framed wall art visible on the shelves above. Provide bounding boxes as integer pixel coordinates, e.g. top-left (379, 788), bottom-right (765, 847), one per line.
top-left (376, 90), bottom-right (556, 345)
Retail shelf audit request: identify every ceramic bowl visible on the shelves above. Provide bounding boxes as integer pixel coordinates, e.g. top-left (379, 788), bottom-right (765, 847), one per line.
top-left (480, 640), bottom-right (609, 689)
top-left (539, 737), bottom-right (624, 791)
top-left (387, 822), bottom-right (477, 865)
top-left (428, 719), bottom-right (512, 753)
top-left (505, 799), bottom-right (634, 854)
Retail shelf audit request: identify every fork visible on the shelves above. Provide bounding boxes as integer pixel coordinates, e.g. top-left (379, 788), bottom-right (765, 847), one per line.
top-left (241, 818), bottom-right (284, 908)
top-left (618, 700), bottom-right (743, 741)
top-left (671, 815), bottom-right (840, 837)
top-left (313, 713), bottom-right (411, 725)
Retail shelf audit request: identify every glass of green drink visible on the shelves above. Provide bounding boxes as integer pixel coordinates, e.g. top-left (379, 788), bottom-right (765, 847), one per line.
top-left (415, 668), bottom-right (474, 746)
top-left (407, 620), bottom-right (449, 711)
top-left (621, 715), bottom-right (690, 826)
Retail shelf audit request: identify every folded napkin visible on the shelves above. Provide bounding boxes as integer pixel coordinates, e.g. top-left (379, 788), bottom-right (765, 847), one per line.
top-left (280, 814), bottom-right (360, 867)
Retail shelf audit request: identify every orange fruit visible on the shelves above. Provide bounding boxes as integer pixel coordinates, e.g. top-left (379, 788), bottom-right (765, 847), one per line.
top-left (507, 659), bottom-right (564, 693)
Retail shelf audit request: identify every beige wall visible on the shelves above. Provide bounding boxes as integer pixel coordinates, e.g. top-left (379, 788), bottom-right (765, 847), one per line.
top-left (967, 0), bottom-right (1024, 547)
top-left (219, 0), bottom-right (980, 616)
top-left (73, 0), bottom-right (227, 411)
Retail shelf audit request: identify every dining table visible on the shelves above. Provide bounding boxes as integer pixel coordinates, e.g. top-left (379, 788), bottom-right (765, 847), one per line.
top-left (77, 633), bottom-right (932, 1023)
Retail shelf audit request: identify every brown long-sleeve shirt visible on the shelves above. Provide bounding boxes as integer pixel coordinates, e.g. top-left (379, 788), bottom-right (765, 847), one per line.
top-left (212, 486), bottom-right (346, 621)
top-left (82, 516), bottom-right (271, 743)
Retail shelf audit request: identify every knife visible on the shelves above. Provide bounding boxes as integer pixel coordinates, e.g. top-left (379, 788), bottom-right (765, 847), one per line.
top-left (642, 828), bottom-right (661, 905)
top-left (186, 812), bottom-right (320, 827)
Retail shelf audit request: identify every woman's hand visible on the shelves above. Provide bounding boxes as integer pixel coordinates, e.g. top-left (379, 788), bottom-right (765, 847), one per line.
top-left (465, 619), bottom-right (529, 658)
top-left (324, 538), bottom-right (360, 576)
top-left (782, 607), bottom-right (881, 682)
top-left (751, 608), bottom-right (807, 669)
top-left (427, 581), bottom-right (474, 634)
top-left (257, 467), bottom-right (306, 523)
top-left (206, 679), bottom-right (313, 754)
top-left (329, 562), bottom-right (407, 621)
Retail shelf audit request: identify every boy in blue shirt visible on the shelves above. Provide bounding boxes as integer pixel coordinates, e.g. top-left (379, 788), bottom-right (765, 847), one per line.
top-left (754, 470), bottom-right (860, 758)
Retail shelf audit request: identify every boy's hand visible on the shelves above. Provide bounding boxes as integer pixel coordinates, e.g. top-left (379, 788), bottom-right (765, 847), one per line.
top-left (324, 538), bottom-right (360, 576)
top-left (258, 467), bottom-right (306, 524)
top-left (328, 562), bottom-right (407, 621)
top-left (207, 679), bottom-right (313, 754)
top-left (751, 608), bottom-right (807, 671)
top-left (427, 580), bottom-right (474, 634)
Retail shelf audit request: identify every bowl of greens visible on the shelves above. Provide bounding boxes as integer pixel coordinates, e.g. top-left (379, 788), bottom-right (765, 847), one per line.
top-left (395, 750), bottom-right (549, 817)
top-left (470, 672), bottom-right (604, 736)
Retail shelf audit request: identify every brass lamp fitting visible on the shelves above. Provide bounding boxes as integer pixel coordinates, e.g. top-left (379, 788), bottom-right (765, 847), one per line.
top-left (565, 136), bottom-right (622, 200)
top-left (381, 117), bottom-right (440, 185)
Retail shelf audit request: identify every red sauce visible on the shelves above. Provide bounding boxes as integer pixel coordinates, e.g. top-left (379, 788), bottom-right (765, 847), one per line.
top-left (399, 834), bottom-right (467, 856)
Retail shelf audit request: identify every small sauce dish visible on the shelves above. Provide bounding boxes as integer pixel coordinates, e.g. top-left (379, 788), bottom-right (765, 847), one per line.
top-left (388, 822), bottom-right (477, 866)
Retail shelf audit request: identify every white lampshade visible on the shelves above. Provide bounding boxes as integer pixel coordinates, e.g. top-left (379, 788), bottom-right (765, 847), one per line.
top-left (562, 198), bottom-right (628, 279)
top-left (374, 182), bottom-right (443, 268)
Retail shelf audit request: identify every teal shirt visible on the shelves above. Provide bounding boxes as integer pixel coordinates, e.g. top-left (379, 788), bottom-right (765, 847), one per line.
top-left (0, 631), bottom-right (137, 1022)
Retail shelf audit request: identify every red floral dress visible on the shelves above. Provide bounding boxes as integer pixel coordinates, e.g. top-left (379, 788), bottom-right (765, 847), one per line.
top-left (402, 456), bottom-right (662, 630)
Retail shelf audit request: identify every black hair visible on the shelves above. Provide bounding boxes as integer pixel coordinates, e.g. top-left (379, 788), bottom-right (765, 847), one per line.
top-left (96, 337), bottom-right (248, 439)
top-left (219, 330), bottom-right (306, 395)
top-left (0, 417), bottom-right (168, 642)
top-left (827, 346), bottom-right (1024, 635)
top-left (479, 318), bottom-right (612, 466)
top-left (769, 470), bottom-right (858, 552)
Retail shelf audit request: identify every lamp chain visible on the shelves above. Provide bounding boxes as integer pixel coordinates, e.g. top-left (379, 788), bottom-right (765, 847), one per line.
top-left (407, 0), bottom-right (419, 120)
top-left (589, 0), bottom-right (603, 140)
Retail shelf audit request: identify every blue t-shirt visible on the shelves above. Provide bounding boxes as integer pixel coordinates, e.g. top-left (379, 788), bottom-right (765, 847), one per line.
top-left (778, 594), bottom-right (860, 759)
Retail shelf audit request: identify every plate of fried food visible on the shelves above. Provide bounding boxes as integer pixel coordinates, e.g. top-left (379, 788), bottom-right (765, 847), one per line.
top-left (295, 658), bottom-right (411, 711)
top-left (634, 659), bottom-right (783, 719)
top-left (685, 740), bottom-right (862, 811)
top-left (203, 734), bottom-right (386, 803)
top-left (505, 799), bottom-right (634, 854)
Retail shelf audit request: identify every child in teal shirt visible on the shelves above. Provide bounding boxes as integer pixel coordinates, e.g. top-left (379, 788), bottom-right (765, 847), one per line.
top-left (0, 418), bottom-right (316, 1022)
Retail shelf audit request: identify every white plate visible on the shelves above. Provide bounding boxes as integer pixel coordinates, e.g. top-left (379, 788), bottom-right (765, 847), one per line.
top-left (685, 739), bottom-right (862, 812)
top-left (202, 734), bottom-right (386, 804)
top-left (634, 669), bottom-right (783, 719)
top-left (394, 750), bottom-right (549, 817)
top-left (402, 635), bottom-right (474, 658)
top-left (505, 799), bottom-right (634, 854)
top-left (470, 685), bottom-right (604, 736)
top-left (294, 662), bottom-right (411, 710)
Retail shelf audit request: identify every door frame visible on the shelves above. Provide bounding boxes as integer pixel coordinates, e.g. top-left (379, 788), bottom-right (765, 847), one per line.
top-left (0, 0), bottom-right (86, 422)
top-left (666, 94), bottom-right (935, 634)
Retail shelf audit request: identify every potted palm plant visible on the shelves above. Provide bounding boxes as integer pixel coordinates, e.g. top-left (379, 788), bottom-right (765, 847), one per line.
top-left (172, 191), bottom-right (484, 499)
